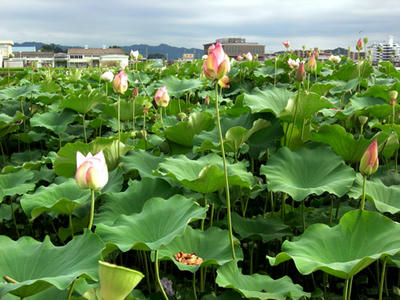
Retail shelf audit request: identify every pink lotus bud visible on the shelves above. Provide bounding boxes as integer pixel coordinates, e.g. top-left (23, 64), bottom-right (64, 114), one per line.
top-left (113, 69), bottom-right (128, 94)
top-left (203, 42), bottom-right (230, 82)
top-left (306, 52), bottom-right (317, 72)
top-left (287, 58), bottom-right (300, 69)
top-left (75, 151), bottom-right (108, 190)
top-left (205, 95), bottom-right (210, 105)
top-left (356, 38), bottom-right (363, 51)
top-left (143, 107), bottom-right (148, 115)
top-left (154, 85), bottom-right (170, 107)
top-left (296, 62), bottom-right (306, 82)
top-left (245, 52), bottom-right (253, 61)
top-left (282, 41), bottom-right (290, 49)
top-left (236, 55), bottom-right (243, 61)
top-left (101, 71), bottom-right (114, 82)
top-left (133, 87), bottom-right (139, 97)
top-left (359, 139), bottom-right (379, 177)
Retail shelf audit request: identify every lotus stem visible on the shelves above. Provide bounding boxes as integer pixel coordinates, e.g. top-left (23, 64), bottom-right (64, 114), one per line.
top-left (209, 201), bottom-right (215, 228)
top-left (378, 258), bottom-right (387, 300)
top-left (117, 95), bottom-right (121, 156)
top-left (141, 251), bottom-right (152, 293)
top-left (273, 57), bottom-right (277, 86)
top-left (343, 278), bottom-right (349, 300)
top-left (159, 107), bottom-right (164, 130)
top-left (0, 142), bottom-right (6, 165)
top-left (214, 83), bottom-right (236, 260)
top-left (281, 193), bottom-right (287, 219)
top-left (392, 103), bottom-right (396, 126)
top-left (154, 250), bottom-right (169, 300)
top-left (66, 278), bottom-right (76, 300)
top-left (69, 214), bottom-right (74, 238)
top-left (132, 97), bottom-right (136, 133)
top-left (88, 189), bottom-right (95, 231)
top-left (348, 276), bottom-right (353, 300)
top-left (301, 200), bottom-right (306, 232)
top-left (288, 87), bottom-right (300, 147)
top-left (360, 175), bottom-right (367, 210)
top-left (82, 113), bottom-right (87, 144)
top-left (192, 272), bottom-right (198, 300)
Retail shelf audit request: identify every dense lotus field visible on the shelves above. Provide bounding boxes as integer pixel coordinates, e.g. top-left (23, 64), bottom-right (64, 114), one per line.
top-left (1, 44), bottom-right (400, 300)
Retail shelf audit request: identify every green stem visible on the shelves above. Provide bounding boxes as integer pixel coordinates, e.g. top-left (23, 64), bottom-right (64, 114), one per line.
top-left (348, 276), bottom-right (353, 300)
top-left (209, 202), bottom-right (215, 228)
top-left (142, 251), bottom-right (152, 293)
top-left (117, 95), bottom-right (121, 156)
top-left (288, 88), bottom-right (300, 146)
top-left (214, 83), bottom-right (236, 260)
top-left (58, 134), bottom-right (62, 150)
top-left (69, 214), bottom-right (74, 238)
top-left (343, 278), bottom-right (349, 300)
top-left (392, 103), bottom-right (396, 126)
top-left (66, 278), bottom-right (76, 300)
top-left (10, 201), bottom-right (19, 238)
top-left (281, 193), bottom-right (287, 219)
top-left (329, 197), bottom-right (334, 224)
top-left (0, 142), bottom-right (6, 165)
top-left (192, 272), bottom-right (198, 300)
top-left (273, 57), bottom-right (277, 86)
top-left (249, 242), bottom-right (254, 274)
top-left (323, 273), bottom-right (329, 300)
top-left (88, 189), bottom-right (95, 231)
top-left (378, 258), bottom-right (387, 300)
top-left (132, 97), bottom-right (136, 133)
top-left (301, 200), bottom-right (306, 232)
top-left (360, 175), bottom-right (367, 210)
top-left (154, 251), bottom-right (169, 300)
top-left (159, 107), bottom-right (164, 130)
top-left (82, 113), bottom-right (87, 144)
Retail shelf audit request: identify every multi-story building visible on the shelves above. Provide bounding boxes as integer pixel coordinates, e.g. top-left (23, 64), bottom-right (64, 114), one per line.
top-left (204, 38), bottom-right (265, 60)
top-left (0, 41), bottom-right (13, 58)
top-left (13, 52), bottom-right (55, 67)
top-left (368, 36), bottom-right (400, 65)
top-left (67, 47), bottom-right (128, 67)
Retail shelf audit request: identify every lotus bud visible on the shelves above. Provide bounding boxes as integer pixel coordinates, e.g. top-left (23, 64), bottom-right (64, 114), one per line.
top-left (75, 151), bottom-right (108, 190)
top-left (306, 52), bottom-right (317, 72)
top-left (177, 112), bottom-right (187, 121)
top-left (113, 69), bottom-right (128, 94)
top-left (130, 50), bottom-right (139, 60)
top-left (154, 85), bottom-right (170, 107)
top-left (237, 55), bottom-right (243, 61)
top-left (244, 52), bottom-right (253, 61)
top-left (203, 42), bottom-right (230, 82)
top-left (205, 95), bottom-right (210, 105)
top-left (143, 107), bottom-right (148, 115)
top-left (358, 116), bottom-right (368, 126)
top-left (202, 54), bottom-right (208, 60)
top-left (359, 139), bottom-right (379, 177)
top-left (133, 87), bottom-right (139, 97)
top-left (389, 90), bottom-right (398, 105)
top-left (363, 37), bottom-right (369, 45)
top-left (101, 71), bottom-right (114, 82)
top-left (356, 38), bottom-right (363, 51)
top-left (296, 62), bottom-right (306, 82)
top-left (282, 41), bottom-right (290, 49)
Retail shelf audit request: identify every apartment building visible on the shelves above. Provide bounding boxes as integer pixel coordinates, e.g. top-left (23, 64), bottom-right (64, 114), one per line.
top-left (204, 38), bottom-right (265, 60)
top-left (67, 47), bottom-right (128, 68)
top-left (368, 36), bottom-right (400, 64)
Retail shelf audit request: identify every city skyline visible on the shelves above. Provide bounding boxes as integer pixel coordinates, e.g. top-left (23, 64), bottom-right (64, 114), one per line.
top-left (1, 0), bottom-right (399, 52)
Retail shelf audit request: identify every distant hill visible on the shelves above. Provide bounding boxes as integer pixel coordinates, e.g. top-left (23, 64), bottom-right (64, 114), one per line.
top-left (329, 47), bottom-right (348, 56)
top-left (14, 42), bottom-right (204, 60)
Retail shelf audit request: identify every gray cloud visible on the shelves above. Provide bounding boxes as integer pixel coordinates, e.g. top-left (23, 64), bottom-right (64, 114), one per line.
top-left (1, 0), bottom-right (399, 51)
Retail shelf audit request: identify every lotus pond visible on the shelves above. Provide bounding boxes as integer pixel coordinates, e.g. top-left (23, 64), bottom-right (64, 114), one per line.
top-left (1, 49), bottom-right (400, 300)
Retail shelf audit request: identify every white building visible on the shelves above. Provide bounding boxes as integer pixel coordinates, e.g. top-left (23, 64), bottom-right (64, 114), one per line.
top-left (67, 47), bottom-right (128, 68)
top-left (0, 40), bottom-right (13, 58)
top-left (368, 36), bottom-right (400, 64)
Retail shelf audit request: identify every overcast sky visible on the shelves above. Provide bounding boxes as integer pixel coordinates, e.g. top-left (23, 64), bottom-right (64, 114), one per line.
top-left (1, 0), bottom-right (399, 52)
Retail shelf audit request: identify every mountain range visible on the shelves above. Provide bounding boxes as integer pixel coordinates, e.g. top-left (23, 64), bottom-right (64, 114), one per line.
top-left (14, 42), bottom-right (204, 60)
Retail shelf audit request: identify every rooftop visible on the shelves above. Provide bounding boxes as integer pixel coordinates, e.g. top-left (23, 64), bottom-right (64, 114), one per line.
top-left (67, 48), bottom-right (125, 55)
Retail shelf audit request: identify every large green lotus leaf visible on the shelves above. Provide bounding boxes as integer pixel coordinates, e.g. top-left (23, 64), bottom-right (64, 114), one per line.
top-left (349, 96), bottom-right (386, 112)
top-left (120, 150), bottom-right (165, 178)
top-left (96, 195), bottom-right (207, 251)
top-left (95, 178), bottom-right (180, 226)
top-left (201, 290), bottom-right (243, 300)
top-left (253, 65), bottom-right (285, 78)
top-left (0, 231), bottom-right (104, 298)
top-left (312, 124), bottom-right (372, 163)
top-left (268, 210), bottom-right (400, 279)
top-left (0, 85), bottom-right (40, 100)
top-left (216, 261), bottom-right (310, 300)
top-left (348, 173), bottom-right (400, 214)
top-left (231, 212), bottom-right (291, 242)
top-left (260, 147), bottom-right (356, 201)
top-left (54, 136), bottom-right (128, 177)
top-left (0, 169), bottom-right (36, 202)
top-left (0, 286), bottom-right (68, 300)
top-left (158, 226), bottom-right (243, 273)
top-left (59, 89), bottom-right (107, 114)
top-left (102, 167), bottom-right (124, 193)
top-left (20, 178), bottom-right (90, 220)
top-left (164, 111), bottom-right (214, 147)
top-left (158, 154), bottom-right (254, 193)
top-left (30, 109), bottom-right (75, 135)
top-left (329, 78), bottom-right (359, 94)
top-left (161, 75), bottom-right (203, 97)
top-left (278, 91), bottom-right (334, 124)
top-left (237, 86), bottom-right (294, 116)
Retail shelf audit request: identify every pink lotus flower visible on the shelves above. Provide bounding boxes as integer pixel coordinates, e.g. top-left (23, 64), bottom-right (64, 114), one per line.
top-left (205, 95), bottom-right (210, 105)
top-left (244, 52), bottom-right (253, 61)
top-left (306, 52), bottom-right (317, 72)
top-left (282, 41), bottom-right (290, 49)
top-left (356, 38), bottom-right (363, 51)
top-left (113, 69), bottom-right (128, 94)
top-left (296, 62), bottom-right (306, 82)
top-left (154, 85), bottom-right (170, 107)
top-left (287, 58), bottom-right (300, 69)
top-left (236, 55), bottom-right (243, 61)
top-left (203, 42), bottom-right (230, 88)
top-left (360, 139), bottom-right (379, 176)
top-left (130, 50), bottom-right (139, 60)
top-left (75, 151), bottom-right (108, 190)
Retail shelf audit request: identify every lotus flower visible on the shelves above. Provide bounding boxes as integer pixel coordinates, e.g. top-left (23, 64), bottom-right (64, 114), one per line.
top-left (154, 85), bottom-right (170, 107)
top-left (101, 71), bottom-right (114, 82)
top-left (244, 52), bottom-right (253, 61)
top-left (356, 38), bottom-right (363, 51)
top-left (306, 52), bottom-right (317, 72)
top-left (359, 139), bottom-right (379, 177)
top-left (133, 87), bottom-right (139, 97)
top-left (236, 55), bottom-right (243, 61)
top-left (205, 95), bottom-right (210, 105)
top-left (287, 58), bottom-right (300, 69)
top-left (328, 55), bottom-right (341, 63)
top-left (113, 69), bottom-right (128, 94)
top-left (296, 62), bottom-right (306, 82)
top-left (75, 151), bottom-right (108, 190)
top-left (203, 42), bottom-right (230, 88)
top-left (130, 50), bottom-right (139, 60)
top-left (282, 41), bottom-right (290, 49)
